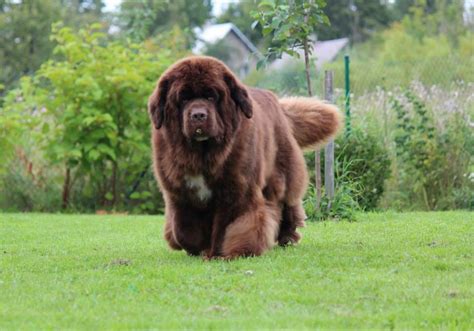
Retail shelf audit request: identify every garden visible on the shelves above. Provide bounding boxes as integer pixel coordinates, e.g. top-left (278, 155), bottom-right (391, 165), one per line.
top-left (0, 0), bottom-right (473, 329)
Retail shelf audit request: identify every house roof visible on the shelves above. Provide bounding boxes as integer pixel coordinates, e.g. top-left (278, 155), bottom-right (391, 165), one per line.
top-left (193, 23), bottom-right (259, 55)
top-left (269, 37), bottom-right (349, 71)
top-left (313, 38), bottom-right (350, 68)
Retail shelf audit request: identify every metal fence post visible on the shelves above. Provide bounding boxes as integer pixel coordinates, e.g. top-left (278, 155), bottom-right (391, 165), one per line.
top-left (324, 71), bottom-right (335, 208)
top-left (344, 55), bottom-right (351, 136)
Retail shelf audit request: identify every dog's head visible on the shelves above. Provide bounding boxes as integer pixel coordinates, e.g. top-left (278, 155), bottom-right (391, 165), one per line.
top-left (148, 56), bottom-right (253, 144)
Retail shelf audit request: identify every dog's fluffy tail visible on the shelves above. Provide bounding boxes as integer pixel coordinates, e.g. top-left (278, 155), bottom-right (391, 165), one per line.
top-left (280, 97), bottom-right (343, 149)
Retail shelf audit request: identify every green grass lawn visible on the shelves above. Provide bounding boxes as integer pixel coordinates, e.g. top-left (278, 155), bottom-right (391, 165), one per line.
top-left (0, 212), bottom-right (472, 330)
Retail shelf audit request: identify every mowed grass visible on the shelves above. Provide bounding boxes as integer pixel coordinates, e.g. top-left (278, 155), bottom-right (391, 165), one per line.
top-left (0, 212), bottom-right (472, 330)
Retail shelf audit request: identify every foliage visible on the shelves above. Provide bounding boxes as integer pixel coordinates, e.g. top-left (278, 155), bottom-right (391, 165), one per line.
top-left (347, 82), bottom-right (473, 211)
top-left (0, 157), bottom-right (62, 212)
top-left (251, 0), bottom-right (329, 69)
top-left (335, 129), bottom-right (391, 210)
top-left (401, 0), bottom-right (466, 45)
top-left (245, 61), bottom-right (322, 96)
top-left (149, 25), bottom-right (190, 57)
top-left (0, 0), bottom-right (105, 90)
top-left (316, 0), bottom-right (392, 42)
top-left (203, 39), bottom-right (236, 66)
top-left (323, 0), bottom-right (472, 94)
top-left (303, 128), bottom-right (390, 217)
top-left (219, 0), bottom-right (393, 48)
top-left (388, 0), bottom-right (434, 21)
top-left (1, 23), bottom-right (174, 211)
top-left (304, 173), bottom-right (361, 222)
top-left (249, 6), bottom-right (473, 95)
top-left (324, 26), bottom-right (473, 95)
top-left (118, 0), bottom-right (212, 44)
top-left (2, 212), bottom-right (473, 329)
top-left (390, 89), bottom-right (473, 210)
top-left (248, 67), bottom-right (472, 212)
top-left (216, 0), bottom-right (270, 49)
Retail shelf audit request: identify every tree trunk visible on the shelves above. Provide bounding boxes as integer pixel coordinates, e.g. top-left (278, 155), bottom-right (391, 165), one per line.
top-left (111, 161), bottom-right (118, 207)
top-left (62, 167), bottom-right (71, 210)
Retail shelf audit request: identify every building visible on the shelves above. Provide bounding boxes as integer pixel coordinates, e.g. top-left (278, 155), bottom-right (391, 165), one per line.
top-left (268, 37), bottom-right (350, 71)
top-left (194, 23), bottom-right (261, 78)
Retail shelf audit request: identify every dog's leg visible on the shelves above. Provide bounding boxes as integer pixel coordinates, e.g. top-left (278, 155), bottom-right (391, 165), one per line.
top-left (166, 203), bottom-right (211, 256)
top-left (219, 198), bottom-right (279, 259)
top-left (164, 216), bottom-right (182, 250)
top-left (207, 213), bottom-right (227, 259)
top-left (278, 203), bottom-right (306, 246)
top-left (277, 154), bottom-right (307, 245)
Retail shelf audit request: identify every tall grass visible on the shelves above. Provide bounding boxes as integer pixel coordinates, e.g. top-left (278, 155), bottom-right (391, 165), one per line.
top-left (331, 81), bottom-right (473, 210)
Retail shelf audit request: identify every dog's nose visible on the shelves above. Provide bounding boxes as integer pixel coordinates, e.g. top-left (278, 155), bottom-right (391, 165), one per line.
top-left (190, 108), bottom-right (208, 122)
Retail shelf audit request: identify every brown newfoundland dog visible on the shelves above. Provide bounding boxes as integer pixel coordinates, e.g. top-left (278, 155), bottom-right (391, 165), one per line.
top-left (148, 56), bottom-right (342, 259)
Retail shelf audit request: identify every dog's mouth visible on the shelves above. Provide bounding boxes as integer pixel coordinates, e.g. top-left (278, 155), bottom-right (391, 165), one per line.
top-left (193, 128), bottom-right (209, 142)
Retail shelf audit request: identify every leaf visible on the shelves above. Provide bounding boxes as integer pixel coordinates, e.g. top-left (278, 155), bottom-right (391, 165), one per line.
top-left (271, 17), bottom-right (282, 29)
top-left (42, 123), bottom-right (50, 134)
top-left (130, 192), bottom-right (140, 200)
top-left (144, 201), bottom-right (154, 209)
top-left (258, 0), bottom-right (275, 10)
top-left (97, 144), bottom-right (116, 161)
top-left (83, 116), bottom-right (96, 126)
top-left (262, 26), bottom-right (274, 36)
top-left (69, 149), bottom-right (82, 159)
top-left (105, 192), bottom-right (114, 201)
top-left (88, 149), bottom-right (100, 161)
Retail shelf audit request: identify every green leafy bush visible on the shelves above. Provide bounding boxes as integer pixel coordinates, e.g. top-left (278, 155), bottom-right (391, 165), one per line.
top-left (1, 23), bottom-right (175, 212)
top-left (335, 129), bottom-right (391, 210)
top-left (305, 129), bottom-right (391, 211)
top-left (304, 160), bottom-right (361, 222)
top-left (0, 157), bottom-right (62, 212)
top-left (389, 89), bottom-right (473, 210)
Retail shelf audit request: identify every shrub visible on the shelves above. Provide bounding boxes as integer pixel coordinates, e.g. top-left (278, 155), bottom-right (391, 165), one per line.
top-left (304, 161), bottom-right (361, 222)
top-left (335, 129), bottom-right (391, 210)
top-left (0, 157), bottom-right (62, 212)
top-left (389, 89), bottom-right (473, 210)
top-left (305, 128), bottom-right (391, 211)
top-left (1, 23), bottom-right (175, 212)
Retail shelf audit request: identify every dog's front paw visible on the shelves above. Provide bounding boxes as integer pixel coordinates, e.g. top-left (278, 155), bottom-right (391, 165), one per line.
top-left (278, 230), bottom-right (302, 246)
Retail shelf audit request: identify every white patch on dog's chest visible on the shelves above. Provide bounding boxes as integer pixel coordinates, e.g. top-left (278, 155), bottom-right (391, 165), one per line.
top-left (185, 175), bottom-right (212, 202)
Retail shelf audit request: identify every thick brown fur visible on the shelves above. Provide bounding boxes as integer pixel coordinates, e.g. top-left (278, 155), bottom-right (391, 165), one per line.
top-left (148, 56), bottom-right (342, 259)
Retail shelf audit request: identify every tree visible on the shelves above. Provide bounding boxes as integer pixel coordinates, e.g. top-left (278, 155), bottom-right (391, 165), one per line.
top-left (252, 0), bottom-right (329, 208)
top-left (400, 0), bottom-right (466, 45)
top-left (0, 0), bottom-right (60, 88)
top-left (2, 23), bottom-right (174, 209)
top-left (119, 0), bottom-right (212, 43)
top-left (252, 0), bottom-right (328, 86)
top-left (389, 0), bottom-right (437, 20)
top-left (217, 0), bottom-right (393, 46)
top-left (0, 0), bottom-right (105, 91)
top-left (316, 0), bottom-right (392, 42)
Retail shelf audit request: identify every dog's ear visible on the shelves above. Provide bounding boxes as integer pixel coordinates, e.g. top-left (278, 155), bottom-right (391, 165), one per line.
top-left (148, 77), bottom-right (170, 129)
top-left (224, 72), bottom-right (253, 119)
